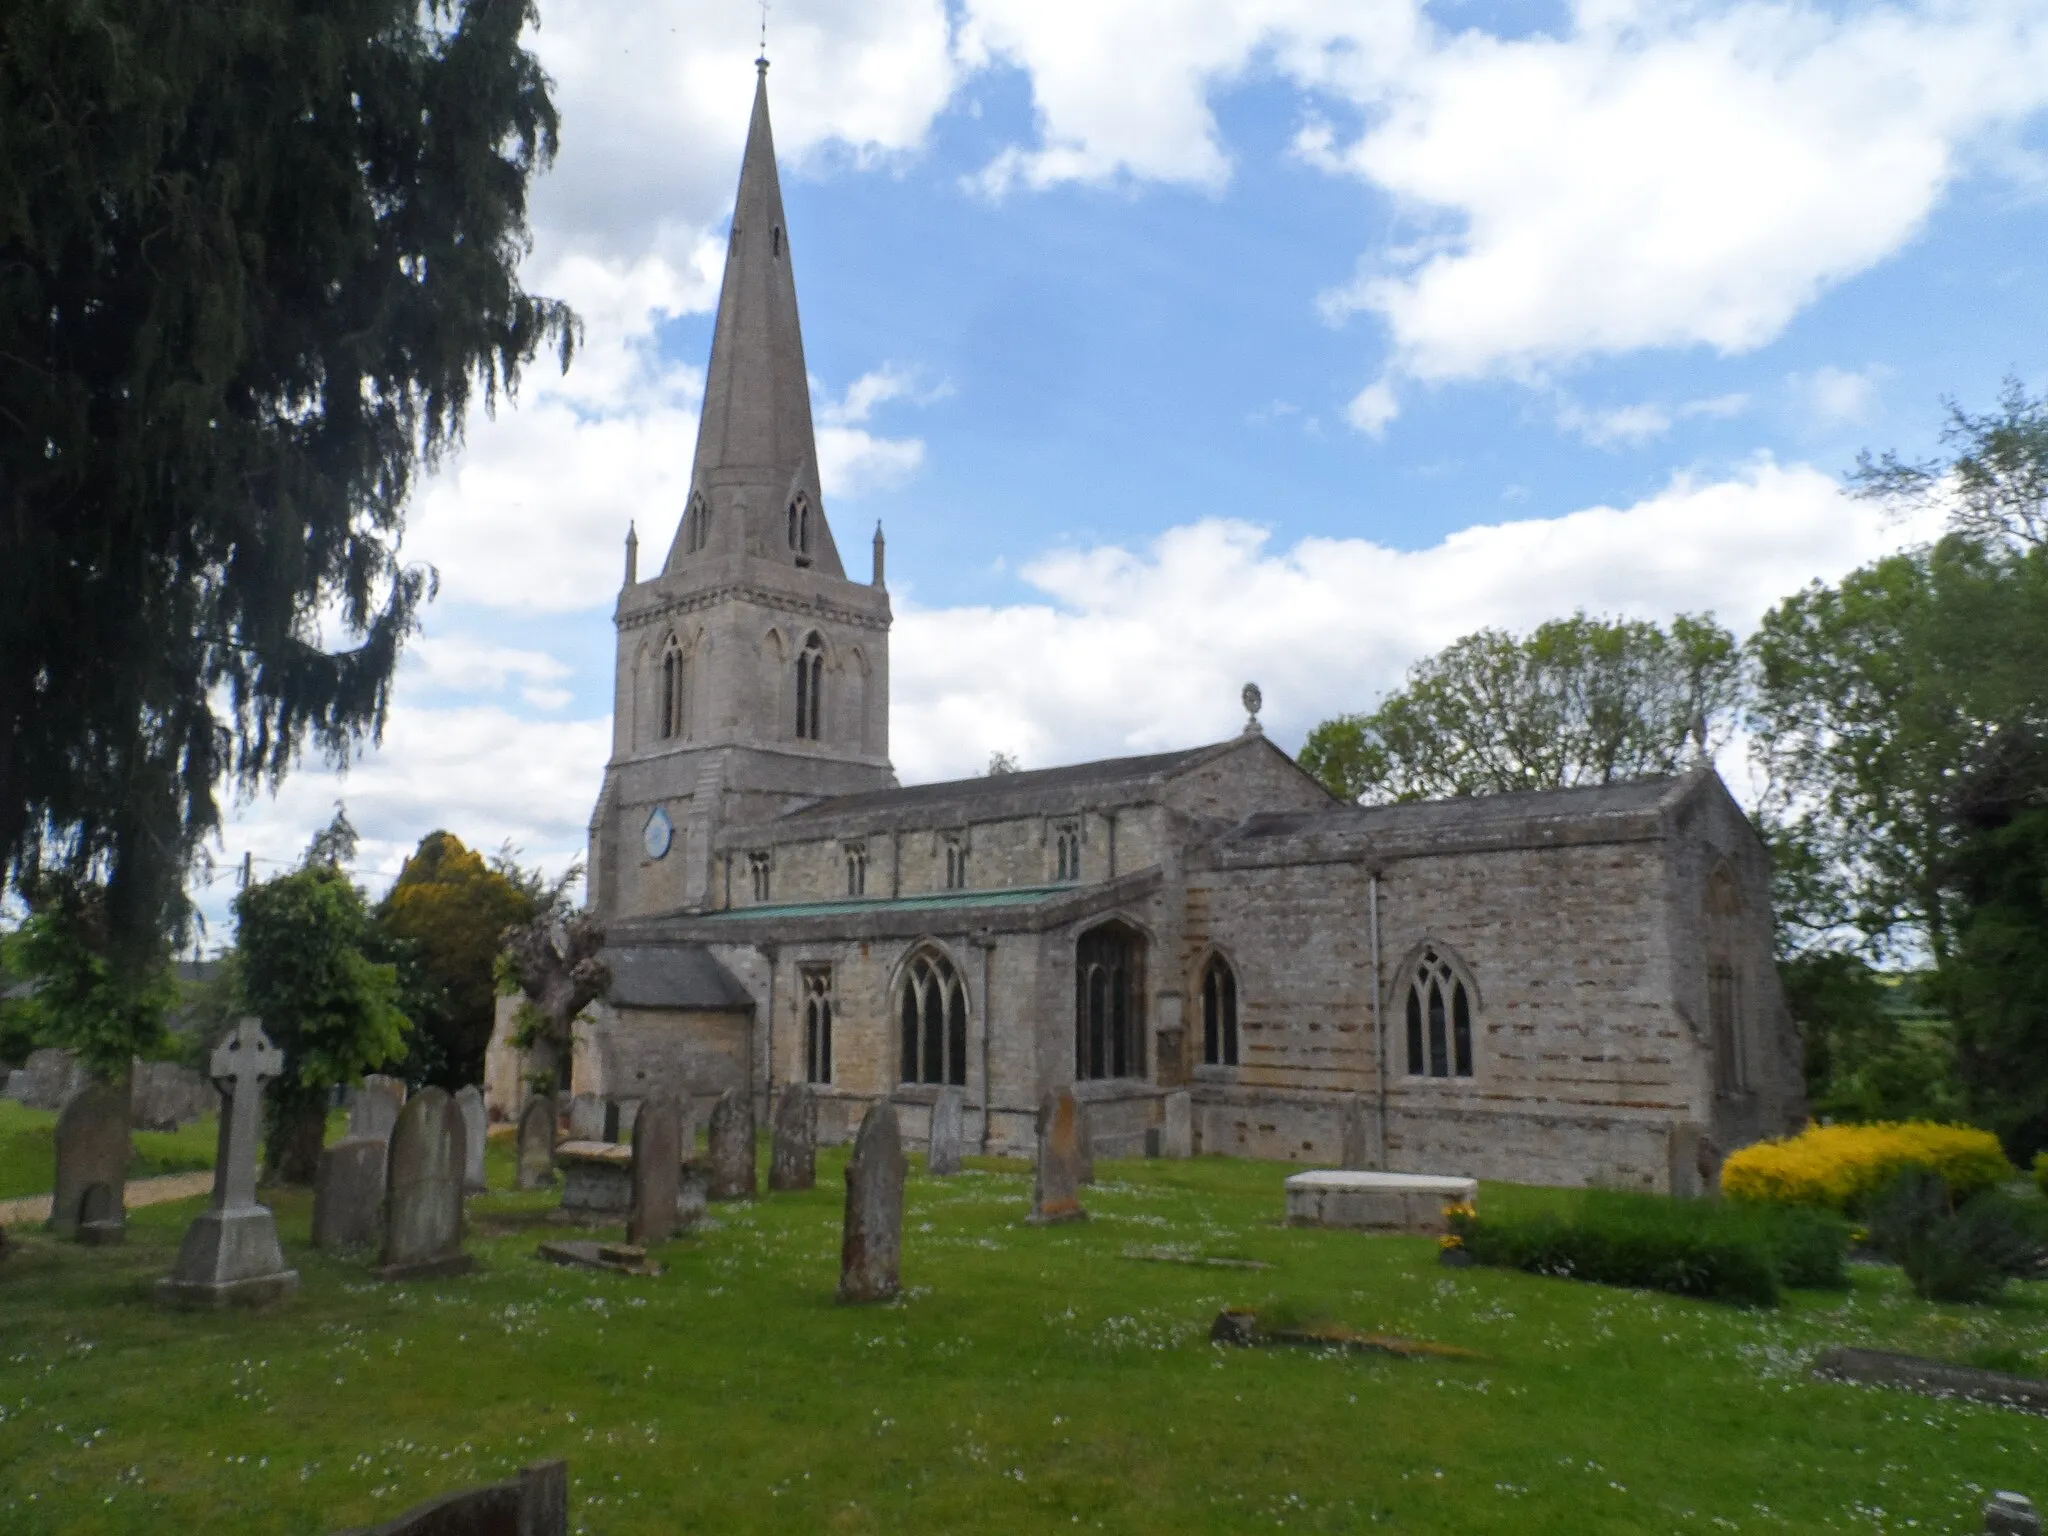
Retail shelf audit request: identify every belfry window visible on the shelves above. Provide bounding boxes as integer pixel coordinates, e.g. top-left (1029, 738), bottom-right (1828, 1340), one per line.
top-left (748, 851), bottom-right (772, 903)
top-left (1075, 921), bottom-right (1146, 1081)
top-left (1404, 945), bottom-right (1474, 1079)
top-left (1054, 823), bottom-right (1081, 882)
top-left (794, 632), bottom-right (824, 741)
top-left (943, 836), bottom-right (968, 890)
top-left (802, 965), bottom-right (833, 1084)
top-left (899, 950), bottom-right (968, 1087)
top-left (659, 636), bottom-right (686, 741)
top-left (1202, 954), bottom-right (1239, 1067)
top-left (845, 842), bottom-right (868, 898)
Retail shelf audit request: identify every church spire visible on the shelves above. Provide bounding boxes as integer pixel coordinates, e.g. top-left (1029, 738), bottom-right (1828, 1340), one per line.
top-left (668, 61), bottom-right (843, 578)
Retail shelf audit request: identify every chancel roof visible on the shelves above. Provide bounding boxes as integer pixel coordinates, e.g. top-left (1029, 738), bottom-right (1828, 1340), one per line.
top-left (603, 944), bottom-right (755, 1011)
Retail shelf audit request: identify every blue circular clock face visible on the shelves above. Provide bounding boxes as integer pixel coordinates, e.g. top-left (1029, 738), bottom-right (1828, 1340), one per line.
top-left (643, 806), bottom-right (674, 860)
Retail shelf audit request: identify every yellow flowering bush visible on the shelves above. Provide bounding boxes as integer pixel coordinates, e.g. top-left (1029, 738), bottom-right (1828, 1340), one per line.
top-left (1721, 1122), bottom-right (2011, 1211)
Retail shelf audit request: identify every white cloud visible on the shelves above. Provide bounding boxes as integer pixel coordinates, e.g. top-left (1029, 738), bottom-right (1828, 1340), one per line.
top-left (1344, 379), bottom-right (1400, 436)
top-left (1555, 391), bottom-right (1749, 447)
top-left (1794, 363), bottom-right (1887, 427)
top-left (405, 635), bottom-right (573, 703)
top-left (889, 458), bottom-right (1946, 781)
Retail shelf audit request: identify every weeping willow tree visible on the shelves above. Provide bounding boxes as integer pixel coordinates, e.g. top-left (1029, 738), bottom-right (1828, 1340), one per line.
top-left (0, 1), bottom-right (575, 987)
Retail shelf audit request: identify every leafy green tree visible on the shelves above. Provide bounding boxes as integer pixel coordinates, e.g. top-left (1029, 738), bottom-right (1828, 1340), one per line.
top-left (1299, 613), bottom-right (1741, 803)
top-left (373, 831), bottom-right (536, 1090)
top-left (0, 0), bottom-right (574, 977)
top-left (235, 814), bottom-right (408, 1182)
top-left (2, 877), bottom-right (174, 1079)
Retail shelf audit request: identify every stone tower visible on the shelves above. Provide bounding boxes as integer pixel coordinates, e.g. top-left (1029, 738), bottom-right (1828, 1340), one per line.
top-left (589, 61), bottom-right (894, 920)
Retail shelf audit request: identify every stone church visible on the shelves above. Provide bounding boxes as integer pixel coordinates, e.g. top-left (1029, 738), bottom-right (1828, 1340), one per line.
top-left (509, 63), bottom-right (1805, 1193)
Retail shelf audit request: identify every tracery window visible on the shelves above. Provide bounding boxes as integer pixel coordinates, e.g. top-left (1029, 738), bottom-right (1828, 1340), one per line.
top-left (801, 965), bottom-right (833, 1084)
top-left (844, 842), bottom-right (868, 898)
top-left (748, 850), bottom-right (772, 903)
top-left (1075, 921), bottom-right (1145, 1081)
top-left (1404, 945), bottom-right (1474, 1079)
top-left (1054, 823), bottom-right (1081, 882)
top-left (943, 836), bottom-right (968, 890)
top-left (794, 631), bottom-right (824, 741)
top-left (899, 949), bottom-right (968, 1087)
top-left (1201, 953), bottom-right (1239, 1067)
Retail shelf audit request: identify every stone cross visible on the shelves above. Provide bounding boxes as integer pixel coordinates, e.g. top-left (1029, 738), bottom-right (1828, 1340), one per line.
top-left (211, 1018), bottom-right (282, 1211)
top-left (159, 1018), bottom-right (299, 1307)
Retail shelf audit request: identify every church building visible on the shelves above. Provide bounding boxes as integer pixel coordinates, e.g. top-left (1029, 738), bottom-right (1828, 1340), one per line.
top-left (548, 63), bottom-right (1806, 1193)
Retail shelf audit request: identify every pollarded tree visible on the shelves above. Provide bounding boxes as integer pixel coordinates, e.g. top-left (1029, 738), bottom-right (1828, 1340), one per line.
top-left (500, 907), bottom-right (608, 1100)
top-left (236, 814), bottom-right (409, 1182)
top-left (1299, 613), bottom-right (1742, 804)
top-left (0, 0), bottom-right (575, 985)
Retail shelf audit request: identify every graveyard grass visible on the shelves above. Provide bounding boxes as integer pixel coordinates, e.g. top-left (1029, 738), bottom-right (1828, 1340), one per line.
top-left (4, 1143), bottom-right (2048, 1534)
top-left (0, 1101), bottom-right (220, 1201)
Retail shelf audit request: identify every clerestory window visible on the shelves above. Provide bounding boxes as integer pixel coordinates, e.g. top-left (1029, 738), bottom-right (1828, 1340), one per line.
top-left (748, 851), bottom-right (772, 903)
top-left (1054, 822), bottom-right (1081, 882)
top-left (943, 836), bottom-right (968, 891)
top-left (845, 842), bottom-right (868, 898)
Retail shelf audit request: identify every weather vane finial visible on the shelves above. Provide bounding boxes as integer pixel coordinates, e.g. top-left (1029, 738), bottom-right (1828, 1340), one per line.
top-left (757, 0), bottom-right (770, 68)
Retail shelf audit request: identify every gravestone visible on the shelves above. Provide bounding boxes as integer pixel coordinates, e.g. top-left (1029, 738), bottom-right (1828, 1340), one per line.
top-left (707, 1089), bottom-right (756, 1200)
top-left (558, 1141), bottom-right (633, 1217)
top-left (130, 1060), bottom-right (213, 1131)
top-left (1986, 1493), bottom-right (2043, 1536)
top-left (837, 1101), bottom-right (906, 1304)
top-left (330, 1457), bottom-right (569, 1536)
top-left (1028, 1089), bottom-right (1088, 1226)
top-left (7, 1046), bottom-right (89, 1110)
top-left (567, 1093), bottom-right (605, 1143)
top-left (1339, 1094), bottom-right (1371, 1170)
top-left (375, 1087), bottom-right (472, 1280)
top-left (49, 1078), bottom-right (130, 1241)
top-left (76, 1182), bottom-right (124, 1246)
top-left (313, 1137), bottom-right (388, 1250)
top-left (677, 1162), bottom-right (709, 1228)
top-left (927, 1087), bottom-right (965, 1177)
top-left (769, 1084), bottom-right (816, 1192)
top-left (1162, 1089), bottom-right (1193, 1160)
top-left (159, 1019), bottom-right (299, 1306)
top-left (349, 1075), bottom-right (406, 1142)
top-left (516, 1094), bottom-right (557, 1189)
top-left (626, 1095), bottom-right (682, 1246)
top-left (454, 1085), bottom-right (488, 1194)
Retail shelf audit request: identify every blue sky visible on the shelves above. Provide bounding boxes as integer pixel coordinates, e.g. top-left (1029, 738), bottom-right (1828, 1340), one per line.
top-left (200, 0), bottom-right (2048, 934)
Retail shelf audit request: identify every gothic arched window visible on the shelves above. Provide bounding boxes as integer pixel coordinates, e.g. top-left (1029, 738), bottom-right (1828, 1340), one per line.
top-left (1054, 823), bottom-right (1081, 882)
top-left (1201, 953), bottom-right (1239, 1067)
top-left (686, 493), bottom-right (709, 554)
top-left (1404, 945), bottom-right (1475, 1079)
top-left (802, 965), bottom-right (833, 1084)
top-left (899, 949), bottom-right (968, 1087)
top-left (1075, 921), bottom-right (1146, 1081)
top-left (788, 494), bottom-right (812, 564)
top-left (794, 631), bottom-right (825, 741)
top-left (659, 636), bottom-right (685, 740)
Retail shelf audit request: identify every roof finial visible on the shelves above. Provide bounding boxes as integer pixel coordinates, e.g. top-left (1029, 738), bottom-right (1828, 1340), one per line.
top-left (757, 0), bottom-right (770, 70)
top-left (1242, 682), bottom-right (1264, 736)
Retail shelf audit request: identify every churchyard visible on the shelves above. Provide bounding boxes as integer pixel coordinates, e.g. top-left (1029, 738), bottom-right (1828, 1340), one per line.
top-left (4, 1115), bottom-right (2048, 1535)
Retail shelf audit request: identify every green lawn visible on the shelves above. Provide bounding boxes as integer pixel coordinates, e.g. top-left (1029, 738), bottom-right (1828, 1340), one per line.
top-left (3, 1142), bottom-right (2047, 1534)
top-left (0, 1099), bottom-right (221, 1200)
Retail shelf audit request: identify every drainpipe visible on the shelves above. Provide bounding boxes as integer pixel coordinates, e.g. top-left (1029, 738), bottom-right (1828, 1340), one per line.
top-left (974, 929), bottom-right (996, 1154)
top-left (1370, 871), bottom-right (1388, 1169)
top-left (758, 944), bottom-right (778, 1119)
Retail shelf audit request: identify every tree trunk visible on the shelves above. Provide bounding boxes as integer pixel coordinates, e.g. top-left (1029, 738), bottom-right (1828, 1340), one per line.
top-left (264, 1091), bottom-right (328, 1186)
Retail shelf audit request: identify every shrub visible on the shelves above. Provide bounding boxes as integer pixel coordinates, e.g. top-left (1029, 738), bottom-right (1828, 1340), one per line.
top-left (1451, 1191), bottom-right (1848, 1307)
top-left (2034, 1150), bottom-right (2048, 1199)
top-left (1721, 1122), bottom-right (2011, 1212)
top-left (1867, 1170), bottom-right (2042, 1304)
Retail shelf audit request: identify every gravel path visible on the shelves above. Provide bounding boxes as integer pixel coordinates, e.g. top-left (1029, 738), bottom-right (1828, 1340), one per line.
top-left (0, 1169), bottom-right (214, 1227)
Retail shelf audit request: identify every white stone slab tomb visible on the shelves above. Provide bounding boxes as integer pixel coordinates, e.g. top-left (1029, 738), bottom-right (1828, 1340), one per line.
top-left (1283, 1170), bottom-right (1477, 1235)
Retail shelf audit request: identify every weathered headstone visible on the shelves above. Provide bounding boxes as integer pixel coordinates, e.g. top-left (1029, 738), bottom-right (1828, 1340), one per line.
top-left (626, 1095), bottom-right (682, 1246)
top-left (1028, 1089), bottom-right (1088, 1225)
top-left (349, 1075), bottom-right (407, 1142)
top-left (516, 1094), bottom-right (557, 1189)
top-left (837, 1101), bottom-right (906, 1304)
top-left (1339, 1094), bottom-right (1370, 1170)
top-left (557, 1141), bottom-right (633, 1217)
top-left (76, 1182), bottom-right (124, 1246)
top-left (707, 1088), bottom-right (756, 1200)
top-left (454, 1085), bottom-right (488, 1194)
top-left (927, 1087), bottom-right (965, 1176)
top-left (330, 1457), bottom-right (569, 1536)
top-left (313, 1137), bottom-right (388, 1250)
top-left (1986, 1492), bottom-right (2043, 1536)
top-left (567, 1093), bottom-right (605, 1143)
top-left (7, 1047), bottom-right (90, 1110)
top-left (1162, 1089), bottom-right (1193, 1160)
top-left (49, 1078), bottom-right (130, 1240)
top-left (159, 1019), bottom-right (299, 1306)
top-left (769, 1083), bottom-right (816, 1191)
top-left (375, 1086), bottom-right (472, 1280)
top-left (130, 1060), bottom-right (214, 1131)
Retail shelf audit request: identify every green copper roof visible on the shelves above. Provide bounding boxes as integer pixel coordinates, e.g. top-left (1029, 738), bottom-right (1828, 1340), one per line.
top-left (700, 884), bottom-right (1071, 922)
